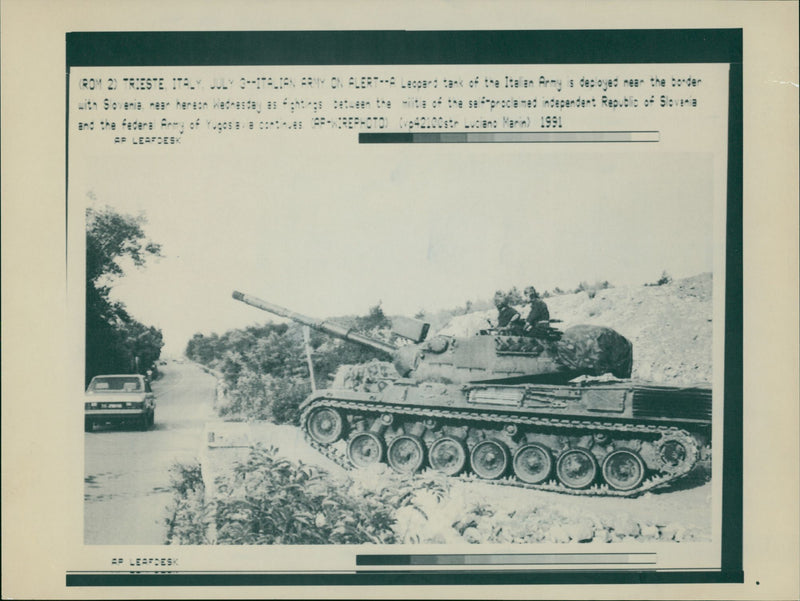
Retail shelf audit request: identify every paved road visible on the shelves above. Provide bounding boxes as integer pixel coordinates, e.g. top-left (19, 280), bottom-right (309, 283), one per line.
top-left (84, 362), bottom-right (215, 544)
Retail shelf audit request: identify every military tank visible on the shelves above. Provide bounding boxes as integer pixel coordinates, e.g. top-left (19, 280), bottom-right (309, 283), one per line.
top-left (232, 290), bottom-right (711, 496)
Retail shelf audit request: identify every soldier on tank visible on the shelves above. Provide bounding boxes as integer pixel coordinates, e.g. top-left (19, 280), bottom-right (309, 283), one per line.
top-left (494, 291), bottom-right (523, 334)
top-left (523, 286), bottom-right (551, 337)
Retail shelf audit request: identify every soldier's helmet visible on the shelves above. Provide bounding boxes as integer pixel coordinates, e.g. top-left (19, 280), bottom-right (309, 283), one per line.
top-left (493, 290), bottom-right (507, 308)
top-left (524, 286), bottom-right (539, 300)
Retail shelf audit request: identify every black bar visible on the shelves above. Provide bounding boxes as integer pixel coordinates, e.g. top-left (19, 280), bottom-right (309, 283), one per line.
top-left (66, 570), bottom-right (745, 587)
top-left (66, 29), bottom-right (742, 68)
top-left (721, 59), bottom-right (744, 578)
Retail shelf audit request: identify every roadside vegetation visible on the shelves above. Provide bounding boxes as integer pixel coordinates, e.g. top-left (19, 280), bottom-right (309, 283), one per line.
top-left (165, 446), bottom-right (447, 545)
top-left (185, 305), bottom-right (393, 424)
top-left (85, 203), bottom-right (164, 385)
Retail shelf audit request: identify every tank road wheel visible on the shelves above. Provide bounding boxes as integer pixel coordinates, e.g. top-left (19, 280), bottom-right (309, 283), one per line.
top-left (512, 443), bottom-right (553, 484)
top-left (428, 437), bottom-right (467, 476)
top-left (347, 431), bottom-right (385, 469)
top-left (602, 450), bottom-right (645, 491)
top-left (470, 440), bottom-right (510, 480)
top-left (387, 435), bottom-right (426, 474)
top-left (307, 407), bottom-right (344, 445)
top-left (556, 448), bottom-right (598, 489)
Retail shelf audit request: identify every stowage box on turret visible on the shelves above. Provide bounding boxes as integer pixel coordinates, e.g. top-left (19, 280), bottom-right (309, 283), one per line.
top-left (233, 290), bottom-right (711, 496)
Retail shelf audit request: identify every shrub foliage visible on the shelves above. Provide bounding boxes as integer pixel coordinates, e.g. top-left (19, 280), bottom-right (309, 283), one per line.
top-left (186, 305), bottom-right (392, 424)
top-left (165, 446), bottom-right (448, 545)
top-left (165, 462), bottom-right (211, 544)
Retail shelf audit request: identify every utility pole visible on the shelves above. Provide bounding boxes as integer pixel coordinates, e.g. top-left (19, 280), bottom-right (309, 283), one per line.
top-left (302, 325), bottom-right (316, 392)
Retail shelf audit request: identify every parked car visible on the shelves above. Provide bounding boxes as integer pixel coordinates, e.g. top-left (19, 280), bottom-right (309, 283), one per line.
top-left (84, 374), bottom-right (156, 432)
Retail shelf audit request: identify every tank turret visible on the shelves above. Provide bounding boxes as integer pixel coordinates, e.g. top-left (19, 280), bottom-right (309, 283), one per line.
top-left (232, 289), bottom-right (708, 496)
top-left (232, 290), bottom-right (632, 385)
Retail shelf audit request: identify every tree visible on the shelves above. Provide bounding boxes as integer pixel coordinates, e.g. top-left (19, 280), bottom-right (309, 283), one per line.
top-left (85, 205), bottom-right (163, 384)
top-left (86, 206), bottom-right (162, 285)
top-left (354, 303), bottom-right (391, 331)
top-left (645, 270), bottom-right (673, 287)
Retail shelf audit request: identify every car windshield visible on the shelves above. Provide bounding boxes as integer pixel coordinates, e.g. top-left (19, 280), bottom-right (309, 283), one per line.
top-left (88, 376), bottom-right (142, 392)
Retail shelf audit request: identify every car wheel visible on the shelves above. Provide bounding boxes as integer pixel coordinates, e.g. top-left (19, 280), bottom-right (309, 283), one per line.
top-left (84, 418), bottom-right (93, 432)
top-left (139, 414), bottom-right (150, 431)
top-left (149, 410), bottom-right (155, 427)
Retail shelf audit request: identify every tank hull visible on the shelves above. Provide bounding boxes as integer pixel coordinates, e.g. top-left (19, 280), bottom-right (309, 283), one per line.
top-left (300, 379), bottom-right (711, 496)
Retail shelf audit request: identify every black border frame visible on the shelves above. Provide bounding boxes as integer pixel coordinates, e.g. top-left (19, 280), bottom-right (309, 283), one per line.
top-left (66, 28), bottom-right (743, 587)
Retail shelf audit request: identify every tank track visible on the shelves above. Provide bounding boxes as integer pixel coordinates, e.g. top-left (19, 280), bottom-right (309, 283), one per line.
top-left (300, 397), bottom-right (700, 498)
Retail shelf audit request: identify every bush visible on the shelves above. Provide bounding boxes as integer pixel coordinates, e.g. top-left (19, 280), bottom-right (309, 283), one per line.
top-left (187, 305), bottom-right (396, 424)
top-left (646, 270), bottom-right (673, 287)
top-left (219, 372), bottom-right (310, 425)
top-left (165, 447), bottom-right (451, 545)
top-left (213, 446), bottom-right (399, 544)
top-left (165, 462), bottom-right (211, 544)
top-left (269, 377), bottom-right (311, 425)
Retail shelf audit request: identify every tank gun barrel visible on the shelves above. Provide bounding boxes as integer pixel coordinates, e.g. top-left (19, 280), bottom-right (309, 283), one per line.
top-left (232, 290), bottom-right (398, 355)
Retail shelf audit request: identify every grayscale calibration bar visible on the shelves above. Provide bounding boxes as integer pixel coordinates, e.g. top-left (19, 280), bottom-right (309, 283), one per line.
top-left (357, 552), bottom-right (657, 567)
top-left (360, 131), bottom-right (660, 143)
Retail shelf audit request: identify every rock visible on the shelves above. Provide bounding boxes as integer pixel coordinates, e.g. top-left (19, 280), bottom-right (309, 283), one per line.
top-left (566, 519), bottom-right (595, 542)
top-left (610, 514), bottom-right (640, 538)
top-left (487, 521), bottom-right (513, 544)
top-left (395, 504), bottom-right (468, 544)
top-left (640, 523), bottom-right (659, 539)
top-left (462, 527), bottom-right (480, 543)
top-left (548, 525), bottom-right (570, 543)
top-left (662, 523), bottom-right (687, 542)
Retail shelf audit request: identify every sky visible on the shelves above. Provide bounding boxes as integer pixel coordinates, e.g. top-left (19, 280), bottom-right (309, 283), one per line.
top-left (75, 146), bottom-right (716, 355)
top-left (69, 65), bottom-right (726, 356)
